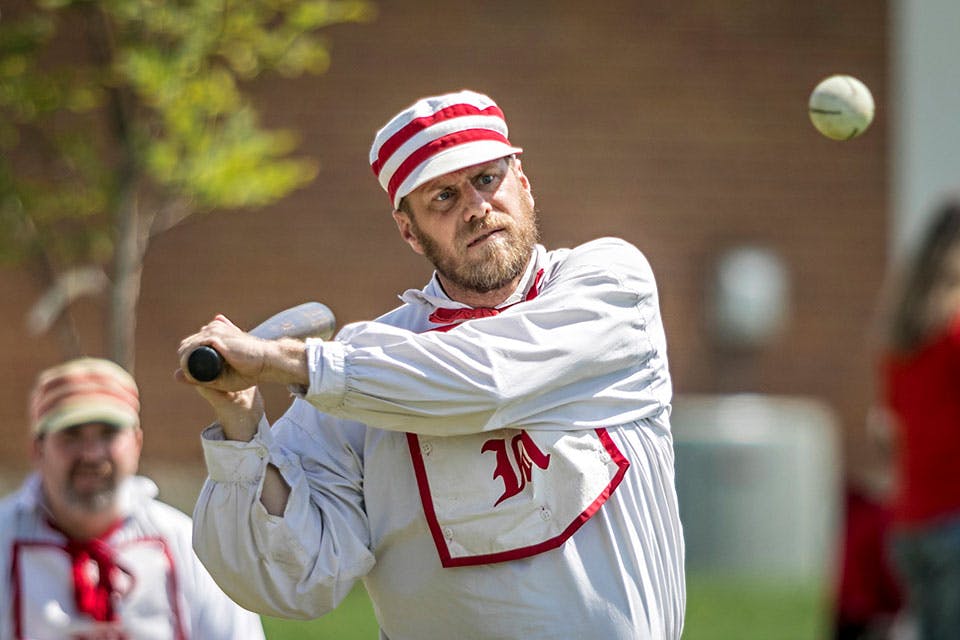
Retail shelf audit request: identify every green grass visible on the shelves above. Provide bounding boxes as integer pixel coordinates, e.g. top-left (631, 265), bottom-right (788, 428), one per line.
top-left (683, 574), bottom-right (831, 640)
top-left (260, 574), bottom-right (830, 639)
top-left (260, 585), bottom-right (378, 639)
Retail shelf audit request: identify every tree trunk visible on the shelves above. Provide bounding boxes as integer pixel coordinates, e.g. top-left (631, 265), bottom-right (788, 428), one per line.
top-left (84, 2), bottom-right (144, 373)
top-left (109, 185), bottom-right (143, 373)
top-left (29, 258), bottom-right (84, 358)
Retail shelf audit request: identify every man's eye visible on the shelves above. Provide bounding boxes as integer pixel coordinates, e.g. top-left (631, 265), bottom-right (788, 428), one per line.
top-left (478, 174), bottom-right (496, 186)
top-left (435, 190), bottom-right (454, 202)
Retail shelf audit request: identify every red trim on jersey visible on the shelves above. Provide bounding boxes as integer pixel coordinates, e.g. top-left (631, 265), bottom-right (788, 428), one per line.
top-left (406, 267), bottom-right (630, 566)
top-left (10, 535), bottom-right (187, 639)
top-left (11, 540), bottom-right (24, 640)
top-left (406, 428), bottom-right (629, 567)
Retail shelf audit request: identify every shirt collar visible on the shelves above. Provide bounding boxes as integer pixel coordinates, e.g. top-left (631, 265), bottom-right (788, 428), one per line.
top-left (399, 244), bottom-right (547, 312)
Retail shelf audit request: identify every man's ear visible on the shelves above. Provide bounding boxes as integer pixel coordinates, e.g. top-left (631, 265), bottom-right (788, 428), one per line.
top-left (132, 427), bottom-right (143, 473)
top-left (392, 209), bottom-right (425, 256)
top-left (512, 158), bottom-right (534, 204)
top-left (513, 158), bottom-right (529, 188)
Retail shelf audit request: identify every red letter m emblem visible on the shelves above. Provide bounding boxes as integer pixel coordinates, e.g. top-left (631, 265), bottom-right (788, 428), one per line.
top-left (481, 431), bottom-right (551, 507)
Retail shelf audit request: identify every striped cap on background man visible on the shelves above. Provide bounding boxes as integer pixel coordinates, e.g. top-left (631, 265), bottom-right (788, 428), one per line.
top-left (369, 90), bottom-right (523, 209)
top-left (29, 357), bottom-right (140, 436)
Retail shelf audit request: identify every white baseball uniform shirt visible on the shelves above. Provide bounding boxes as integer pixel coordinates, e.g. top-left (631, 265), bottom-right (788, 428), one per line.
top-left (193, 237), bottom-right (686, 639)
top-left (0, 474), bottom-right (265, 640)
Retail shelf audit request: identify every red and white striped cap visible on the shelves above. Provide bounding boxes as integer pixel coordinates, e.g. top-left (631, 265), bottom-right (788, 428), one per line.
top-left (29, 357), bottom-right (140, 435)
top-left (370, 90), bottom-right (523, 209)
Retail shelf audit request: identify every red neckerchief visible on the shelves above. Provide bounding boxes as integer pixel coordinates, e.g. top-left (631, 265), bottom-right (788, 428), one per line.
top-left (50, 518), bottom-right (129, 622)
top-left (427, 269), bottom-right (544, 328)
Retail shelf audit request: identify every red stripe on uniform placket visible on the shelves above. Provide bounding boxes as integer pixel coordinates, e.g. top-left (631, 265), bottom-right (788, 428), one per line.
top-left (371, 103), bottom-right (505, 176)
top-left (409, 267), bottom-right (600, 569)
top-left (440, 428), bottom-right (629, 567)
top-left (407, 426), bottom-right (630, 568)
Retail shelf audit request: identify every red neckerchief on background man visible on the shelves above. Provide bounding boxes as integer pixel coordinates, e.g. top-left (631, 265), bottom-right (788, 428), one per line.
top-left (50, 519), bottom-right (131, 622)
top-left (427, 270), bottom-right (544, 329)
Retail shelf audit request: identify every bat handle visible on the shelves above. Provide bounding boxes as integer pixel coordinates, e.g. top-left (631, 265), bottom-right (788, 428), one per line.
top-left (187, 345), bottom-right (224, 382)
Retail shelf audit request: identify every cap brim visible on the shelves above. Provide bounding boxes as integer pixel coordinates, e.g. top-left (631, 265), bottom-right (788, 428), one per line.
top-left (394, 141), bottom-right (523, 208)
top-left (36, 402), bottom-right (139, 435)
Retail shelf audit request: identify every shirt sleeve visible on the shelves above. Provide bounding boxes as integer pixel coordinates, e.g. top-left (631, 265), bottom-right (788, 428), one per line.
top-left (305, 238), bottom-right (672, 436)
top-left (191, 397), bottom-right (375, 619)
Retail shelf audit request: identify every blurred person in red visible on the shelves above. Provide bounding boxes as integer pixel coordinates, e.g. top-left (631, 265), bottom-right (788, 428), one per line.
top-left (881, 200), bottom-right (960, 640)
top-left (832, 407), bottom-right (904, 640)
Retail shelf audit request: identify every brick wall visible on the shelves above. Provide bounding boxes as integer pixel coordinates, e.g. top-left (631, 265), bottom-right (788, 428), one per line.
top-left (0, 2), bottom-right (888, 480)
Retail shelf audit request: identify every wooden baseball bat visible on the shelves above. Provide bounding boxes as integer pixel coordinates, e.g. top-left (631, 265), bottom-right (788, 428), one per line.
top-left (186, 302), bottom-right (336, 382)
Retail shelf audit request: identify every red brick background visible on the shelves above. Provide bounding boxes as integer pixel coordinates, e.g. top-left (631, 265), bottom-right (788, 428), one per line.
top-left (0, 2), bottom-right (888, 485)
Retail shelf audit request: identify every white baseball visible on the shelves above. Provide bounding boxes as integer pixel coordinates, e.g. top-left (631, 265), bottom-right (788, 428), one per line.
top-left (808, 74), bottom-right (875, 140)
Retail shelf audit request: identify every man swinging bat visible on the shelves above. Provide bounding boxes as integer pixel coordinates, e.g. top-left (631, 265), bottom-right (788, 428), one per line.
top-left (176, 89), bottom-right (686, 640)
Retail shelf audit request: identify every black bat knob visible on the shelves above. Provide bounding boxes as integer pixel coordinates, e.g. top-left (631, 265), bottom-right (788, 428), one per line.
top-left (187, 346), bottom-right (224, 382)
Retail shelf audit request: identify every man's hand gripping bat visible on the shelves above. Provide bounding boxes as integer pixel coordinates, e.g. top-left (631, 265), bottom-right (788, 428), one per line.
top-left (186, 302), bottom-right (336, 382)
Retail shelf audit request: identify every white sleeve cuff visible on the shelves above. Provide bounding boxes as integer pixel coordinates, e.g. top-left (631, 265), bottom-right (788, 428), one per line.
top-left (200, 417), bottom-right (274, 484)
top-left (305, 338), bottom-right (347, 408)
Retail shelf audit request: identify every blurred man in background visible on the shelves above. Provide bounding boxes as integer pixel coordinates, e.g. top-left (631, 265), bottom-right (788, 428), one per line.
top-left (0, 357), bottom-right (265, 639)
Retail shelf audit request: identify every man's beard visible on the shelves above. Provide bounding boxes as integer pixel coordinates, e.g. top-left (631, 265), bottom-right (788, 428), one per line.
top-left (64, 464), bottom-right (118, 513)
top-left (411, 199), bottom-right (540, 294)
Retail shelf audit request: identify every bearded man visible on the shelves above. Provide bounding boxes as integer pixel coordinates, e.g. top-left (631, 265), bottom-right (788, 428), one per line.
top-left (177, 90), bottom-right (686, 640)
top-left (0, 357), bottom-right (265, 639)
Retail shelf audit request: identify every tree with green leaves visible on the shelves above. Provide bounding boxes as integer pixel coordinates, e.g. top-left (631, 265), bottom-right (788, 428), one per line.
top-left (0, 0), bottom-right (375, 371)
